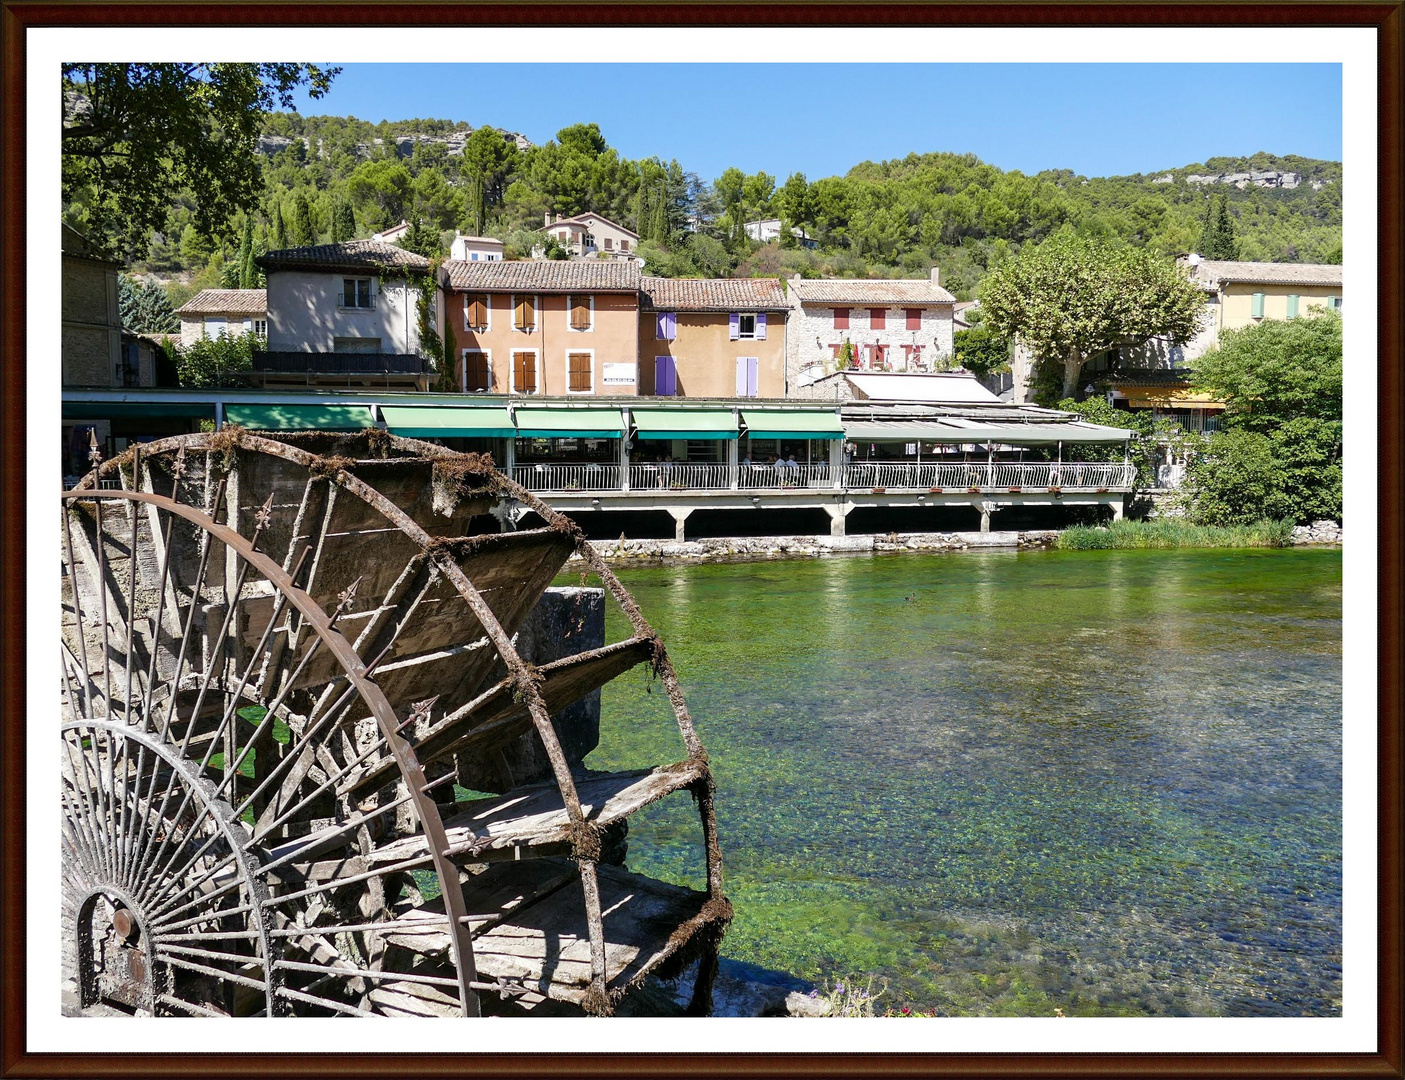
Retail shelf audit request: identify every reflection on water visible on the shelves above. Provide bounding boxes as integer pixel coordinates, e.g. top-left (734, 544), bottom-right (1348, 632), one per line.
top-left (583, 548), bottom-right (1343, 1016)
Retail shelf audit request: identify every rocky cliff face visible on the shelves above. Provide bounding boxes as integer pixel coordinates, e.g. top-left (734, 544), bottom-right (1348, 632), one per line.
top-left (255, 127), bottom-right (533, 160)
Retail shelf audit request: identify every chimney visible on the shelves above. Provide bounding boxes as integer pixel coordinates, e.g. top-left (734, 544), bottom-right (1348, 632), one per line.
top-left (929, 266), bottom-right (941, 285)
top-left (545, 211), bottom-right (552, 228)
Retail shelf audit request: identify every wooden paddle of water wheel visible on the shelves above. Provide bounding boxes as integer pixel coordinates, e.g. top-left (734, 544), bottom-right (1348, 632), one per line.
top-left (60, 428), bottom-right (729, 1017)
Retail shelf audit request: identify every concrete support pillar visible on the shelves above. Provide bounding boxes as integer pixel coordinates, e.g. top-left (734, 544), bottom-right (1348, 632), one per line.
top-left (977, 499), bottom-right (998, 533)
top-left (830, 438), bottom-right (845, 489)
top-left (726, 435), bottom-right (739, 490)
top-left (825, 502), bottom-right (851, 537)
top-left (669, 508), bottom-right (693, 541)
top-left (503, 437), bottom-right (515, 477)
top-left (619, 435), bottom-right (631, 492)
top-left (1111, 498), bottom-right (1125, 522)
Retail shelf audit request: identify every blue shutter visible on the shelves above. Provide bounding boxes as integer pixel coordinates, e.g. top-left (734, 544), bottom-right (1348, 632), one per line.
top-left (656, 356), bottom-right (676, 396)
top-left (756, 313), bottom-right (767, 340)
top-left (1251, 293), bottom-right (1265, 318)
top-left (729, 312), bottom-right (740, 340)
top-left (1286, 294), bottom-right (1299, 318)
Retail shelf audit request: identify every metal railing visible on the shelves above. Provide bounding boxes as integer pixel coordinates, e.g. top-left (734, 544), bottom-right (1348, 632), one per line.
top-left (513, 463), bottom-right (621, 492)
top-left (337, 293), bottom-right (376, 311)
top-left (506, 460), bottom-right (1136, 495)
top-left (252, 352), bottom-right (426, 375)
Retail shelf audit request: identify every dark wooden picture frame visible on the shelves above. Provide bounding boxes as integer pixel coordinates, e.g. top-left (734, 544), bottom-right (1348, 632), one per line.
top-left (2, 4), bottom-right (1399, 1077)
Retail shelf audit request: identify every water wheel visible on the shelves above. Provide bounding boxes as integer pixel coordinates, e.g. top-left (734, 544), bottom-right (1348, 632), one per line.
top-left (60, 428), bottom-right (729, 1017)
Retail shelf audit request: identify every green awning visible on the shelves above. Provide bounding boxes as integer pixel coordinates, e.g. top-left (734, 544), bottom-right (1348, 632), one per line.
top-left (513, 407), bottom-right (623, 438)
top-left (632, 407), bottom-right (738, 441)
top-left (742, 409), bottom-right (844, 440)
top-left (224, 404), bottom-right (375, 431)
top-left (64, 402), bottom-right (216, 420)
top-left (381, 405), bottom-right (515, 438)
top-left (844, 420), bottom-right (1133, 445)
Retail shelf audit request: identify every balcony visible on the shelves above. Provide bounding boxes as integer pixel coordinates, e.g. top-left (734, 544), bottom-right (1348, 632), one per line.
top-left (506, 461), bottom-right (1135, 496)
top-left (252, 352), bottom-right (427, 376)
top-left (337, 293), bottom-right (377, 311)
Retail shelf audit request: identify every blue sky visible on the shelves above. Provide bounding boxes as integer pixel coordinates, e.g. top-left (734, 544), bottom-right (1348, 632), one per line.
top-left (291, 63), bottom-right (1342, 183)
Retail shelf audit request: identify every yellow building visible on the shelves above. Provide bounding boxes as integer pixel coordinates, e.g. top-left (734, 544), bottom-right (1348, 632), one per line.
top-left (1186, 258), bottom-right (1343, 348)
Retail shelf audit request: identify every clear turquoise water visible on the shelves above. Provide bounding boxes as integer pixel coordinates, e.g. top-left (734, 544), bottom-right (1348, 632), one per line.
top-left (580, 548), bottom-right (1343, 1017)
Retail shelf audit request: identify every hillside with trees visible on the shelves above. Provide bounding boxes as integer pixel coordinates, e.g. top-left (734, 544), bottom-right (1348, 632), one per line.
top-left (64, 104), bottom-right (1341, 311)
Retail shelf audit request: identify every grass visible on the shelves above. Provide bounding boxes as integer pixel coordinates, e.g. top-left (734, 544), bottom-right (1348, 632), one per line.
top-left (1056, 518), bottom-right (1295, 550)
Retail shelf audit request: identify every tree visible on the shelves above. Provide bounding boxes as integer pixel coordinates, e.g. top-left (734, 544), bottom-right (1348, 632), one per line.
top-left (118, 275), bottom-right (179, 333)
top-left (289, 190), bottom-right (315, 246)
top-left (235, 217), bottom-right (256, 289)
top-left (271, 202), bottom-right (288, 249)
top-left (1197, 192), bottom-right (1239, 260)
top-left (330, 198), bottom-right (357, 242)
top-left (460, 127), bottom-right (513, 235)
top-left (345, 159), bottom-right (413, 233)
top-left (979, 233), bottom-right (1206, 401)
top-left (62, 63), bottom-right (338, 253)
top-left (398, 217), bottom-right (443, 259)
top-left (952, 326), bottom-right (1010, 378)
top-left (176, 330), bottom-right (260, 388)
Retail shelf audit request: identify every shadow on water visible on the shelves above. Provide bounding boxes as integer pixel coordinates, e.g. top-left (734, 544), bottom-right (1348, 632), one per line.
top-left (578, 547), bottom-right (1343, 1017)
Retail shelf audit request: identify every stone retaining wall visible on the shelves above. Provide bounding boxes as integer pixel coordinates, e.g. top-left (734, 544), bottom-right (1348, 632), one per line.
top-left (576, 530), bottom-right (1059, 563)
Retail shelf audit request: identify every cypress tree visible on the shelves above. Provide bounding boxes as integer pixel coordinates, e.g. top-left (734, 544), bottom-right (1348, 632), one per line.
top-left (236, 217), bottom-right (254, 289)
top-left (331, 198), bottom-right (356, 243)
top-left (290, 191), bottom-right (314, 247)
top-left (271, 202), bottom-right (287, 250)
top-left (1198, 193), bottom-right (1239, 260)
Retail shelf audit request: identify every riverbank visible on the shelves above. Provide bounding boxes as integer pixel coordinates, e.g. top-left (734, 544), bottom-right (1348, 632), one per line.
top-left (572, 523), bottom-right (1341, 563)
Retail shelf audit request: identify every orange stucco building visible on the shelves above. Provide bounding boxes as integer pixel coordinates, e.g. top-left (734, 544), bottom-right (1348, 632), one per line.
top-left (638, 277), bottom-right (789, 398)
top-left (440, 260), bottom-right (642, 396)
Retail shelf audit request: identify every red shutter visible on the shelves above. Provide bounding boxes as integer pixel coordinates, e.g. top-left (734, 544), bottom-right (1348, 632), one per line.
top-left (834, 307), bottom-right (849, 330)
top-left (869, 308), bottom-right (885, 330)
top-left (906, 308), bottom-right (922, 330)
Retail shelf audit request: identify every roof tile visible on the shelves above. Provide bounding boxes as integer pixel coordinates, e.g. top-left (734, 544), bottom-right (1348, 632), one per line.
top-left (1190, 260), bottom-right (1343, 288)
top-left (257, 240), bottom-right (431, 274)
top-left (789, 278), bottom-right (957, 305)
top-left (174, 289), bottom-right (268, 315)
top-left (443, 259), bottom-right (640, 292)
top-left (640, 277), bottom-right (788, 311)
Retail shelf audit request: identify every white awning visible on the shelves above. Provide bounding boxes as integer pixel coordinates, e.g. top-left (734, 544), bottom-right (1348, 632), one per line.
top-left (844, 419), bottom-right (1134, 444)
top-left (844, 372), bottom-right (1002, 404)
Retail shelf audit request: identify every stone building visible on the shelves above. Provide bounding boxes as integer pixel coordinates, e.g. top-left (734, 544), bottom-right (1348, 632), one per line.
top-left (173, 289), bottom-right (268, 348)
top-left (61, 224), bottom-right (122, 388)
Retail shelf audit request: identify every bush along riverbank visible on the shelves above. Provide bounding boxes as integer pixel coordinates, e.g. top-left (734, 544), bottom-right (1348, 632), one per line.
top-left (1057, 518), bottom-right (1298, 550)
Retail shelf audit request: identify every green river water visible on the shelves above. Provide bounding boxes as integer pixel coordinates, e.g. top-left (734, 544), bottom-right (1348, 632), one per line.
top-left (577, 547), bottom-right (1343, 1017)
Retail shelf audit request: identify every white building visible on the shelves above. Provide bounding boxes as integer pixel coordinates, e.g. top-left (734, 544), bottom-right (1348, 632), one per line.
top-left (544, 212), bottom-right (640, 259)
top-left (786, 269), bottom-right (957, 398)
top-left (743, 218), bottom-right (817, 249)
top-left (252, 240), bottom-right (432, 389)
top-left (173, 289), bottom-right (267, 348)
top-left (449, 233), bottom-right (505, 262)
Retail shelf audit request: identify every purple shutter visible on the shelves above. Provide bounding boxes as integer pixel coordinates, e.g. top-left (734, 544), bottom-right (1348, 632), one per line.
top-left (747, 356), bottom-right (759, 396)
top-left (735, 357), bottom-right (748, 395)
top-left (656, 312), bottom-right (667, 340)
top-left (729, 312), bottom-right (740, 340)
top-left (656, 356), bottom-right (676, 396)
top-left (756, 312), bottom-right (767, 340)
top-left (667, 312), bottom-right (677, 339)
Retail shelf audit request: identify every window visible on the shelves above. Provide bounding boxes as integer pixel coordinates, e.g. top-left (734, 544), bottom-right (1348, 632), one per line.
top-left (730, 313), bottom-right (765, 340)
top-left (461, 351), bottom-right (491, 392)
top-left (470, 253), bottom-right (479, 261)
top-left (1251, 292), bottom-right (1265, 319)
top-left (654, 356), bottom-right (677, 396)
top-left (203, 316), bottom-right (226, 339)
top-left (906, 308), bottom-right (922, 331)
top-left (511, 350), bottom-right (538, 394)
top-left (656, 312), bottom-right (677, 340)
top-left (873, 345), bottom-right (890, 370)
top-left (464, 294), bottom-right (490, 331)
top-left (252, 319), bottom-right (267, 337)
top-left (583, 232), bottom-right (596, 250)
top-left (1329, 296), bottom-right (1343, 311)
top-left (568, 294), bottom-right (593, 332)
top-left (513, 294), bottom-right (537, 332)
top-left (834, 307), bottom-right (850, 330)
top-left (1286, 294), bottom-right (1300, 319)
top-left (735, 356), bottom-right (759, 397)
top-left (869, 308), bottom-right (886, 330)
top-left (558, 230), bottom-right (568, 241)
top-left (567, 351), bottom-right (594, 393)
top-left (341, 278), bottom-right (373, 309)
top-left (603, 237), bottom-right (613, 251)
top-left (621, 239), bottom-right (630, 252)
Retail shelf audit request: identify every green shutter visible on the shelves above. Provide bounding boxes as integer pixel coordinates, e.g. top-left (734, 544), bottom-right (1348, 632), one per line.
top-left (1251, 292), bottom-right (1265, 318)
top-left (1286, 294), bottom-right (1299, 318)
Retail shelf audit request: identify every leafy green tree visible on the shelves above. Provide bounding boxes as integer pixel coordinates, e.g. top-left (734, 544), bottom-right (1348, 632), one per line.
top-left (176, 330), bottom-right (261, 388)
top-left (235, 217), bottom-right (255, 288)
top-left (61, 63), bottom-right (338, 253)
top-left (952, 326), bottom-right (1010, 378)
top-left (979, 233), bottom-right (1206, 402)
top-left (1197, 192), bottom-right (1239, 260)
top-left (1183, 429), bottom-right (1293, 525)
top-left (271, 202), bottom-right (287, 249)
top-left (345, 159), bottom-right (412, 233)
top-left (289, 190), bottom-right (315, 246)
top-left (118, 274), bottom-right (179, 333)
top-left (460, 127), bottom-right (514, 234)
top-left (398, 217), bottom-right (444, 259)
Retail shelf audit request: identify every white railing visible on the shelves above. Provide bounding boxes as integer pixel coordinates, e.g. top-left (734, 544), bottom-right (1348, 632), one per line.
top-left (628, 463), bottom-right (732, 491)
top-left (512, 463), bottom-right (621, 492)
top-left (843, 461), bottom-right (1135, 491)
top-left (737, 463), bottom-right (836, 490)
top-left (509, 460), bottom-right (1136, 494)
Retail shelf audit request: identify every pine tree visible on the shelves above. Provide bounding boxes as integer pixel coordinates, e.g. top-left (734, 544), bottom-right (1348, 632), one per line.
top-left (236, 217), bottom-right (255, 289)
top-left (1198, 193), bottom-right (1239, 261)
top-left (290, 191), bottom-right (314, 247)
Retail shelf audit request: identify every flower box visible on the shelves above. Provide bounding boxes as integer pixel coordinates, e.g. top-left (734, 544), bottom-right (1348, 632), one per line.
top-left (871, 487), bottom-right (886, 495)
top-left (1008, 487), bottom-right (1022, 494)
top-left (668, 482), bottom-right (689, 491)
top-left (1048, 486), bottom-right (1062, 494)
top-left (929, 487), bottom-right (943, 494)
top-left (1095, 487), bottom-right (1109, 493)
top-left (967, 486), bottom-right (981, 494)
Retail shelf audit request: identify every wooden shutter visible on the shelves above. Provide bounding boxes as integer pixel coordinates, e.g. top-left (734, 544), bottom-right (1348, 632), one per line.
top-left (747, 357), bottom-right (759, 396)
top-left (1286, 294), bottom-right (1299, 318)
top-left (462, 352), bottom-right (489, 391)
top-left (756, 313), bottom-right (767, 340)
top-left (570, 295), bottom-right (591, 330)
top-left (655, 356), bottom-right (676, 396)
top-left (729, 313), bottom-right (740, 340)
top-left (1251, 293), bottom-right (1265, 318)
top-left (568, 352), bottom-right (592, 392)
top-left (657, 312), bottom-right (677, 340)
top-left (834, 307), bottom-right (849, 330)
top-left (515, 295), bottom-right (535, 331)
top-left (870, 308), bottom-right (886, 330)
top-left (735, 357), bottom-right (748, 396)
top-left (513, 351), bottom-right (537, 393)
top-left (465, 294), bottom-right (488, 330)
top-left (906, 308), bottom-right (922, 330)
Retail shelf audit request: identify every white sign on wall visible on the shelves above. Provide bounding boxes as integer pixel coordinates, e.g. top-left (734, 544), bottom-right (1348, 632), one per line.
top-left (602, 362), bottom-right (637, 384)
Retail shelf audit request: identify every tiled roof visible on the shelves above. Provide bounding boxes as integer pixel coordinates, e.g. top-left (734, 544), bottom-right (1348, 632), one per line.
top-left (175, 289), bottom-right (267, 315)
top-left (789, 278), bottom-right (957, 305)
top-left (640, 276), bottom-right (788, 311)
top-left (1190, 260), bottom-right (1343, 288)
top-left (1102, 369), bottom-right (1195, 385)
top-left (548, 212), bottom-right (640, 240)
top-left (256, 240), bottom-right (432, 273)
top-left (443, 259), bottom-right (640, 292)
